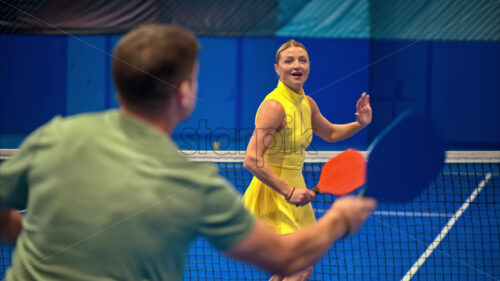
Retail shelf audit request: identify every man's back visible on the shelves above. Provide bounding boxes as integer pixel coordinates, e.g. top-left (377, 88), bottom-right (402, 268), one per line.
top-left (1, 110), bottom-right (254, 281)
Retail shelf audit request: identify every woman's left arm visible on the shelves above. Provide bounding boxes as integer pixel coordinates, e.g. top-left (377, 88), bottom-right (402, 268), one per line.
top-left (308, 93), bottom-right (372, 142)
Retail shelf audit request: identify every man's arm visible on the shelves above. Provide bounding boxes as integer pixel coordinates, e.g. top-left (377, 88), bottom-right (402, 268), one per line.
top-left (224, 196), bottom-right (376, 276)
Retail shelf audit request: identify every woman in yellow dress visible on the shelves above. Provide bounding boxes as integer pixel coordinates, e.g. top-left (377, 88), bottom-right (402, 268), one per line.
top-left (242, 40), bottom-right (372, 281)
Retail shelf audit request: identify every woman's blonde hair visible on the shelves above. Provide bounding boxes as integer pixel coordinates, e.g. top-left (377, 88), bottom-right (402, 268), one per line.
top-left (275, 39), bottom-right (308, 64)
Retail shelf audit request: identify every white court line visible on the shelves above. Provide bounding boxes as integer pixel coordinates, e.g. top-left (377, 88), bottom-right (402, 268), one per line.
top-left (401, 172), bottom-right (493, 281)
top-left (314, 209), bottom-right (452, 218)
top-left (442, 171), bottom-right (500, 177)
top-left (374, 210), bottom-right (452, 218)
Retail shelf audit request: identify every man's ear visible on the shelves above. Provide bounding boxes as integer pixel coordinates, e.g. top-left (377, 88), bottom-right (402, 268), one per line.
top-left (176, 79), bottom-right (192, 107)
top-left (274, 64), bottom-right (279, 77)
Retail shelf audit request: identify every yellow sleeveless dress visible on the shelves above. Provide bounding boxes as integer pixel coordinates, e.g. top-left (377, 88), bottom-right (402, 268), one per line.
top-left (243, 81), bottom-right (316, 234)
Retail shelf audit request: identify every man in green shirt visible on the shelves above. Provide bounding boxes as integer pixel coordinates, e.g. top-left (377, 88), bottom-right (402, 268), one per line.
top-left (0, 24), bottom-right (376, 281)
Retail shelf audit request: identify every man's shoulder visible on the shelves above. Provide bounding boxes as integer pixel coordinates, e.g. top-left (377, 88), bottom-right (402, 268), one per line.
top-left (170, 156), bottom-right (234, 190)
top-left (37, 111), bottom-right (116, 137)
top-left (174, 159), bottom-right (222, 183)
top-left (62, 110), bottom-right (117, 127)
top-left (14, 112), bottom-right (112, 149)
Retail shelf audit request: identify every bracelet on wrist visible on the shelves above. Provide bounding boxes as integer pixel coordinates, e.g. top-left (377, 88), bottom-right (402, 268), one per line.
top-left (286, 187), bottom-right (296, 201)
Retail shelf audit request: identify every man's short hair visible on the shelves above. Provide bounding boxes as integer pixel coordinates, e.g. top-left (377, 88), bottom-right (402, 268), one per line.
top-left (112, 24), bottom-right (200, 111)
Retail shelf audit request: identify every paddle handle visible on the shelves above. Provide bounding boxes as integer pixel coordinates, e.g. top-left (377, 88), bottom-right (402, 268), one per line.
top-left (311, 185), bottom-right (367, 197)
top-left (311, 186), bottom-right (320, 195)
top-left (357, 186), bottom-right (366, 197)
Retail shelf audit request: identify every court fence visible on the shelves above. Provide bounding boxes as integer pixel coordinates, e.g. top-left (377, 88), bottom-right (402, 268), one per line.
top-left (1, 150), bottom-right (499, 280)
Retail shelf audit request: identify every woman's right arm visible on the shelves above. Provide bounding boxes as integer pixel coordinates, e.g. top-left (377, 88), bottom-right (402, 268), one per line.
top-left (243, 100), bottom-right (314, 206)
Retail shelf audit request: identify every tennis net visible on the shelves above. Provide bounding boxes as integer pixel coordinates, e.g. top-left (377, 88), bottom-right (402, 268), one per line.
top-left (1, 150), bottom-right (499, 280)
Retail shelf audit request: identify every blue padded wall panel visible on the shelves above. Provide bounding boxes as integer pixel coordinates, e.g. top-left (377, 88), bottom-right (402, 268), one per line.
top-left (106, 35), bottom-right (122, 109)
top-left (0, 35), bottom-right (67, 135)
top-left (430, 41), bottom-right (500, 148)
top-left (67, 36), bottom-right (107, 115)
top-left (174, 37), bottom-right (238, 151)
top-left (369, 40), bottom-right (500, 149)
top-left (369, 40), bottom-right (430, 141)
top-left (239, 37), bottom-right (277, 149)
top-left (0, 135), bottom-right (28, 149)
top-left (2, 34), bottom-right (497, 149)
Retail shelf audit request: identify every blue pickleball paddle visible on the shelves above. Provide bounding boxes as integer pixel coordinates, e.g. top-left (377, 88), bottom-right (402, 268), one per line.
top-left (361, 111), bottom-right (445, 203)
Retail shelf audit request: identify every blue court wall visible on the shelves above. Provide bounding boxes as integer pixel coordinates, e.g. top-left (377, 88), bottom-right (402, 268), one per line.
top-left (0, 34), bottom-right (499, 149)
top-left (0, 35), bottom-right (370, 150)
top-left (369, 40), bottom-right (500, 149)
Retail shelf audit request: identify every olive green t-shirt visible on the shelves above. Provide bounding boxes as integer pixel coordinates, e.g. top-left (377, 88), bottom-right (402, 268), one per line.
top-left (0, 110), bottom-right (255, 281)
